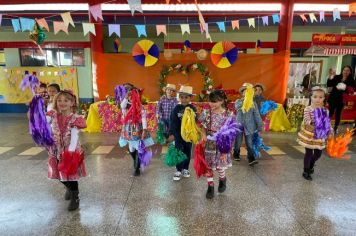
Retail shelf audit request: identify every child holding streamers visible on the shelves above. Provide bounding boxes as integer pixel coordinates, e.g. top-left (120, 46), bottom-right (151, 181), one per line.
top-left (168, 85), bottom-right (198, 181)
top-left (198, 90), bottom-right (240, 199)
top-left (297, 86), bottom-right (333, 180)
top-left (46, 90), bottom-right (87, 211)
top-left (119, 87), bottom-right (154, 176)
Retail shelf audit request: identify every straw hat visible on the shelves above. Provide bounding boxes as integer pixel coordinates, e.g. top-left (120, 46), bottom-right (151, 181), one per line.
top-left (163, 83), bottom-right (176, 91)
top-left (197, 49), bottom-right (208, 60)
top-left (178, 85), bottom-right (195, 95)
top-left (239, 83), bottom-right (253, 93)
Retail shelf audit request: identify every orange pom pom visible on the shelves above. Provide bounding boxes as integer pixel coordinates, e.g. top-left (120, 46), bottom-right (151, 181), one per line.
top-left (326, 128), bottom-right (355, 159)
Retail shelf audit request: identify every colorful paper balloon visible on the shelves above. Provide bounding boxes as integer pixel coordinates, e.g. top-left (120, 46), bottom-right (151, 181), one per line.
top-left (210, 41), bottom-right (238, 68)
top-left (132, 40), bottom-right (160, 67)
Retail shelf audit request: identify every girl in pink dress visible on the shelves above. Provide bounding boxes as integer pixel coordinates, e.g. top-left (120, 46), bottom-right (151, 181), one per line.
top-left (46, 90), bottom-right (87, 211)
top-left (199, 90), bottom-right (235, 199)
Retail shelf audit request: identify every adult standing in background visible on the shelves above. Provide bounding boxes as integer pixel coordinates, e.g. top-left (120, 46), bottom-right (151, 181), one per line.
top-left (327, 65), bottom-right (355, 133)
top-left (302, 69), bottom-right (317, 96)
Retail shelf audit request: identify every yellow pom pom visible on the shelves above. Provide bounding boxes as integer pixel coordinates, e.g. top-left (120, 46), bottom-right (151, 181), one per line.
top-left (242, 84), bottom-right (254, 113)
top-left (181, 107), bottom-right (200, 144)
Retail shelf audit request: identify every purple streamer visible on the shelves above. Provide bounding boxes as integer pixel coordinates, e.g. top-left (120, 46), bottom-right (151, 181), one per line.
top-left (29, 95), bottom-right (54, 147)
top-left (208, 117), bottom-right (243, 154)
top-left (114, 85), bottom-right (127, 105)
top-left (138, 140), bottom-right (153, 169)
top-left (314, 108), bottom-right (331, 139)
top-left (20, 72), bottom-right (39, 95)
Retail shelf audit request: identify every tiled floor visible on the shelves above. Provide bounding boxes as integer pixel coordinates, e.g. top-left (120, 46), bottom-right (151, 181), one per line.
top-left (1, 114), bottom-right (356, 236)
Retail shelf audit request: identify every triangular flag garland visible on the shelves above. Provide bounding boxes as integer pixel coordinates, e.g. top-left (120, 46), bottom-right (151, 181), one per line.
top-left (109, 24), bottom-right (121, 37)
top-left (36, 18), bottom-right (49, 31)
top-left (231, 20), bottom-right (239, 30)
top-left (319, 11), bottom-right (325, 22)
top-left (61, 12), bottom-right (75, 28)
top-left (89, 4), bottom-right (104, 21)
top-left (135, 24), bottom-right (147, 37)
top-left (300, 14), bottom-right (308, 22)
top-left (247, 18), bottom-right (255, 28)
top-left (261, 16), bottom-right (269, 26)
top-left (53, 21), bottom-right (68, 35)
top-left (11, 19), bottom-right (21, 32)
top-left (82, 23), bottom-right (96, 36)
top-left (333, 8), bottom-right (341, 21)
top-left (156, 25), bottom-right (167, 36)
top-left (127, 0), bottom-right (143, 16)
top-left (180, 24), bottom-right (190, 35)
top-left (20, 17), bottom-right (35, 31)
top-left (349, 3), bottom-right (356, 17)
top-left (216, 22), bottom-right (225, 32)
top-left (272, 14), bottom-right (280, 24)
top-left (309, 13), bottom-right (317, 23)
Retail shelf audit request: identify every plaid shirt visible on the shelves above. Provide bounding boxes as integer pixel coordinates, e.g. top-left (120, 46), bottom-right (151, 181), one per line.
top-left (157, 95), bottom-right (178, 120)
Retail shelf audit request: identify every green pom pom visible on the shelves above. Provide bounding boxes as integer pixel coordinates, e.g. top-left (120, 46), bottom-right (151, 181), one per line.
top-left (37, 26), bottom-right (46, 45)
top-left (156, 121), bottom-right (166, 145)
top-left (164, 143), bottom-right (187, 167)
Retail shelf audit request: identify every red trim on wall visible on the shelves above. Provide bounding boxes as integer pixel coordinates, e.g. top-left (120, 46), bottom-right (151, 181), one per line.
top-left (0, 42), bottom-right (90, 49)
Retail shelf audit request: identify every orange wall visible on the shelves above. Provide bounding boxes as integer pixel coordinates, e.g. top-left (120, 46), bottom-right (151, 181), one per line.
top-left (92, 51), bottom-right (290, 103)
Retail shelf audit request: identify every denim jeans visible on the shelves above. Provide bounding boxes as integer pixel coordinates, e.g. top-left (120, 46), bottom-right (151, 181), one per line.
top-left (234, 133), bottom-right (255, 162)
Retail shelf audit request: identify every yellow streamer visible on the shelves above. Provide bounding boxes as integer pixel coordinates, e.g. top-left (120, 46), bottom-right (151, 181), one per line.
top-left (181, 107), bottom-right (200, 144)
top-left (242, 85), bottom-right (254, 113)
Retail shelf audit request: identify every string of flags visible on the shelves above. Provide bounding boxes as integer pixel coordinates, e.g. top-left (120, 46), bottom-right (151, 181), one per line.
top-left (0, 3), bottom-right (355, 39)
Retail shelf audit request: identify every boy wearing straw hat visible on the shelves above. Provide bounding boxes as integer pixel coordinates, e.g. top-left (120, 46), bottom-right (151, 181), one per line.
top-left (157, 84), bottom-right (178, 139)
top-left (168, 85), bottom-right (197, 181)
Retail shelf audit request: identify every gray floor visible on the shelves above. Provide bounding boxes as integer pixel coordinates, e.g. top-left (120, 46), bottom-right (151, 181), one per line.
top-left (1, 114), bottom-right (356, 236)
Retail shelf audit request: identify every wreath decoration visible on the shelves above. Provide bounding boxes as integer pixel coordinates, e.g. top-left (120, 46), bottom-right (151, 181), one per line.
top-left (159, 63), bottom-right (214, 101)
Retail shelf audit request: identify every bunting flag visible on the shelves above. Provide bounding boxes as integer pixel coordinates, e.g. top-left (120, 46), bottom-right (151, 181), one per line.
top-left (333, 8), bottom-right (341, 21)
top-left (53, 21), bottom-right (69, 35)
top-left (180, 24), bottom-right (190, 35)
top-left (299, 14), bottom-right (308, 22)
top-left (247, 18), bottom-right (255, 28)
top-left (127, 0), bottom-right (143, 16)
top-left (20, 18), bottom-right (35, 31)
top-left (231, 20), bottom-right (239, 30)
top-left (216, 22), bottom-right (226, 32)
top-left (82, 23), bottom-right (96, 36)
top-left (349, 3), bottom-right (356, 17)
top-left (309, 13), bottom-right (317, 23)
top-left (11, 19), bottom-right (21, 32)
top-left (89, 4), bottom-right (103, 21)
top-left (319, 11), bottom-right (325, 22)
top-left (261, 16), bottom-right (269, 26)
top-left (204, 23), bottom-right (212, 42)
top-left (135, 24), bottom-right (147, 37)
top-left (61, 12), bottom-right (75, 27)
top-left (0, 14), bottom-right (2, 27)
top-left (156, 25), bottom-right (167, 36)
top-left (109, 24), bottom-right (121, 37)
top-left (196, 3), bottom-right (206, 32)
top-left (36, 18), bottom-right (49, 31)
top-left (272, 14), bottom-right (280, 24)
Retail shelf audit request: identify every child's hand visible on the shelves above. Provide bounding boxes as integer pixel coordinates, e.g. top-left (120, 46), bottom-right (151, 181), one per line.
top-left (141, 129), bottom-right (147, 140)
top-left (201, 133), bottom-right (207, 142)
top-left (167, 135), bottom-right (174, 143)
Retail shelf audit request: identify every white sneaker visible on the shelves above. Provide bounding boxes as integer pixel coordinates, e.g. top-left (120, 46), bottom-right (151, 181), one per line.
top-left (182, 169), bottom-right (190, 178)
top-left (173, 171), bottom-right (182, 181)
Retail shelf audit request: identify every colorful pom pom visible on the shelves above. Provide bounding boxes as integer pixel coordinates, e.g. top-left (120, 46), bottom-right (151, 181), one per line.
top-left (326, 129), bottom-right (355, 159)
top-left (164, 143), bottom-right (187, 167)
top-left (181, 107), bottom-right (200, 144)
top-left (194, 141), bottom-right (208, 178)
top-left (252, 132), bottom-right (271, 158)
top-left (156, 121), bottom-right (166, 145)
top-left (260, 100), bottom-right (278, 116)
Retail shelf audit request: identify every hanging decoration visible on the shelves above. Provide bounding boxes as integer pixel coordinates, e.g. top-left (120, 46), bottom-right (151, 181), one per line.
top-left (210, 41), bottom-right (238, 69)
top-left (132, 40), bottom-right (160, 67)
top-left (183, 40), bottom-right (192, 53)
top-left (29, 23), bottom-right (46, 45)
top-left (197, 49), bottom-right (208, 60)
top-left (113, 38), bottom-right (122, 53)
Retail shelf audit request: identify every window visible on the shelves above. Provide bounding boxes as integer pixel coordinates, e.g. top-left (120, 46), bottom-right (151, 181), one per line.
top-left (20, 48), bottom-right (85, 66)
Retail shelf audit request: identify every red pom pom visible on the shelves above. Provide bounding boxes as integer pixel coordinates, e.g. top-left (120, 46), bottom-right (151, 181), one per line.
top-left (58, 150), bottom-right (84, 177)
top-left (194, 141), bottom-right (209, 178)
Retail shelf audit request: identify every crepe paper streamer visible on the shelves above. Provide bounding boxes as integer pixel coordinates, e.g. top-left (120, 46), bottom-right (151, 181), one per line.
top-left (156, 121), bottom-right (166, 145)
top-left (29, 95), bottom-right (54, 147)
top-left (242, 85), bottom-right (254, 113)
top-left (132, 40), bottom-right (159, 67)
top-left (58, 150), bottom-right (84, 176)
top-left (138, 140), bottom-right (153, 169)
top-left (181, 107), bottom-right (200, 144)
top-left (20, 71), bottom-right (39, 95)
top-left (326, 129), bottom-right (355, 159)
top-left (207, 117), bottom-right (243, 154)
top-left (313, 108), bottom-right (331, 140)
top-left (210, 41), bottom-right (238, 69)
top-left (123, 90), bottom-right (142, 125)
top-left (252, 132), bottom-right (271, 158)
top-left (260, 100), bottom-right (278, 116)
top-left (194, 141), bottom-right (208, 178)
top-left (114, 85), bottom-right (127, 105)
top-left (164, 143), bottom-right (187, 167)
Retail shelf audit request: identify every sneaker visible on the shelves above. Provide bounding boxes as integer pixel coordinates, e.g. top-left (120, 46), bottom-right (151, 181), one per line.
top-left (248, 160), bottom-right (258, 166)
top-left (182, 169), bottom-right (190, 178)
top-left (234, 156), bottom-right (241, 161)
top-left (173, 171), bottom-right (182, 181)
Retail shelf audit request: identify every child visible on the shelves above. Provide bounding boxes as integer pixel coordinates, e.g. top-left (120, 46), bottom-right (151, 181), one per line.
top-left (37, 82), bottom-right (50, 100)
top-left (199, 90), bottom-right (235, 199)
top-left (47, 83), bottom-right (61, 112)
top-left (119, 88), bottom-right (154, 176)
top-left (233, 83), bottom-right (263, 165)
top-left (46, 90), bottom-right (87, 211)
top-left (253, 83), bottom-right (266, 112)
top-left (169, 85), bottom-right (197, 181)
top-left (297, 87), bottom-right (332, 180)
top-left (156, 84), bottom-right (178, 139)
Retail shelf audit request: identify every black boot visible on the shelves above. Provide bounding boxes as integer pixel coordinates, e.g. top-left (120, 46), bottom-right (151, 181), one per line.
top-left (133, 167), bottom-right (141, 176)
top-left (310, 163), bottom-right (315, 174)
top-left (233, 150), bottom-right (240, 161)
top-left (64, 188), bottom-right (71, 201)
top-left (218, 178), bottom-right (226, 193)
top-left (302, 168), bottom-right (312, 181)
top-left (206, 185), bottom-right (214, 199)
top-left (68, 191), bottom-right (80, 211)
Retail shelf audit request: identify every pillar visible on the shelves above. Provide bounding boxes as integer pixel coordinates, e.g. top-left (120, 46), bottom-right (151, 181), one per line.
top-left (277, 0), bottom-right (294, 52)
